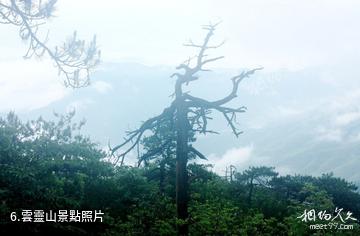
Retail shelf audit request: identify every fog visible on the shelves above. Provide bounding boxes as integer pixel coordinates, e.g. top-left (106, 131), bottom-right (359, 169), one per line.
top-left (1, 0), bottom-right (360, 182)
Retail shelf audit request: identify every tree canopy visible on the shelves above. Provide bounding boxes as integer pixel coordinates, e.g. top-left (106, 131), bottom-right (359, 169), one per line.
top-left (1, 113), bottom-right (359, 235)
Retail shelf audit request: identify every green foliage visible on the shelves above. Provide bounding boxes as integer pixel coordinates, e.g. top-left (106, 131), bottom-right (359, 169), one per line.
top-left (1, 113), bottom-right (360, 235)
top-left (0, 112), bottom-right (111, 235)
top-left (190, 199), bottom-right (240, 235)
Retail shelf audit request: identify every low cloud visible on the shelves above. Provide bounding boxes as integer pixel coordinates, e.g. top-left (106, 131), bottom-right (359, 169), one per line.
top-left (0, 60), bottom-right (69, 112)
top-left (66, 99), bottom-right (94, 112)
top-left (92, 81), bottom-right (113, 94)
top-left (334, 111), bottom-right (360, 127)
top-left (316, 127), bottom-right (342, 142)
top-left (210, 145), bottom-right (253, 175)
top-left (275, 105), bottom-right (306, 118)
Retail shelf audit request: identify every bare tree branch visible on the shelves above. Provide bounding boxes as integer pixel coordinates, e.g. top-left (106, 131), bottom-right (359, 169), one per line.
top-left (211, 68), bottom-right (263, 106)
top-left (189, 145), bottom-right (207, 160)
top-left (111, 23), bottom-right (261, 235)
top-left (137, 139), bottom-right (172, 167)
top-left (110, 105), bottom-right (176, 165)
top-left (112, 22), bottom-right (261, 169)
top-left (0, 0), bottom-right (101, 88)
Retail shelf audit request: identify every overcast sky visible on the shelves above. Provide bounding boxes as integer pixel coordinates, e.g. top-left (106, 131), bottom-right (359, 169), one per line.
top-left (2, 0), bottom-right (360, 68)
top-left (2, 0), bottom-right (360, 176)
top-left (1, 0), bottom-right (360, 112)
top-left (53, 0), bottom-right (360, 69)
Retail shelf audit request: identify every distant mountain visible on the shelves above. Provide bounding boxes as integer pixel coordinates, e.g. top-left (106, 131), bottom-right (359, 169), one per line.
top-left (9, 62), bottom-right (360, 183)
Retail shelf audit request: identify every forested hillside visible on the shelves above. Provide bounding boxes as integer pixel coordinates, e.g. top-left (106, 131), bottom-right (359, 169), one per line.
top-left (1, 113), bottom-right (359, 235)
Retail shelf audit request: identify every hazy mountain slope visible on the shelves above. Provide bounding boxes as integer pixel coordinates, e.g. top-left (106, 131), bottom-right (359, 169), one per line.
top-left (8, 62), bottom-right (360, 182)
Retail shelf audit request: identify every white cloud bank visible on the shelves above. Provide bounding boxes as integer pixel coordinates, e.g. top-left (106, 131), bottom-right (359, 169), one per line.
top-left (66, 99), bottom-right (94, 112)
top-left (92, 81), bottom-right (113, 94)
top-left (313, 89), bottom-right (360, 142)
top-left (334, 111), bottom-right (360, 127)
top-left (210, 145), bottom-right (253, 175)
top-left (0, 60), bottom-right (69, 113)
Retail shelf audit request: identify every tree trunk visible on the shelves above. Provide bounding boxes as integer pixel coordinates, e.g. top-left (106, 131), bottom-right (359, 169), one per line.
top-left (159, 160), bottom-right (165, 195)
top-left (248, 176), bottom-right (254, 207)
top-left (175, 100), bottom-right (189, 236)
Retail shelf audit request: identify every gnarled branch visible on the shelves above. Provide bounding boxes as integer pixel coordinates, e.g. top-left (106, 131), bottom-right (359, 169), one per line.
top-left (0, 0), bottom-right (101, 88)
top-left (112, 22), bottom-right (261, 167)
top-left (110, 104), bottom-right (176, 165)
top-left (189, 145), bottom-right (207, 160)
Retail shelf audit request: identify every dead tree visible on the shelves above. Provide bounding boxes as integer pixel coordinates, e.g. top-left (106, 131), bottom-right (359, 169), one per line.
top-left (0, 0), bottom-right (100, 88)
top-left (111, 22), bottom-right (262, 235)
top-left (226, 165), bottom-right (237, 182)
